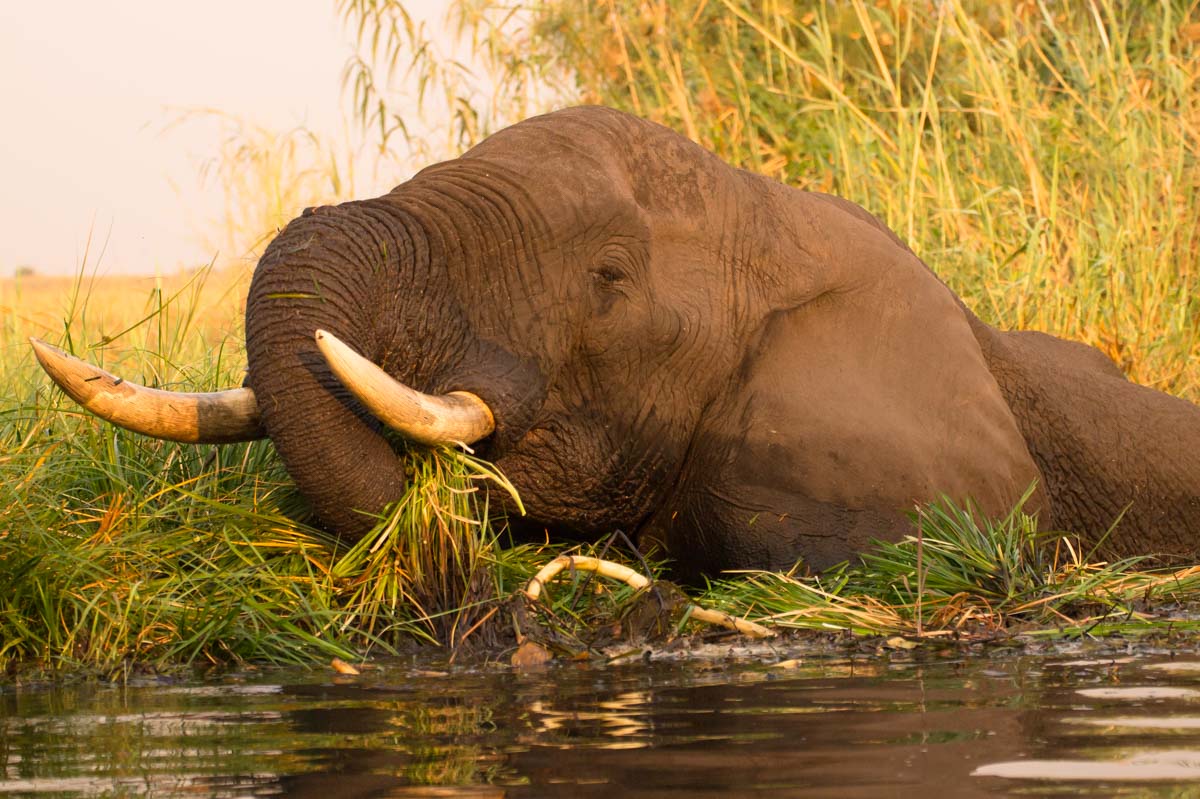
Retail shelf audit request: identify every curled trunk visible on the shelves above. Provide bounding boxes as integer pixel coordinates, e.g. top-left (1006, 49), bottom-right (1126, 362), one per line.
top-left (245, 205), bottom-right (411, 540)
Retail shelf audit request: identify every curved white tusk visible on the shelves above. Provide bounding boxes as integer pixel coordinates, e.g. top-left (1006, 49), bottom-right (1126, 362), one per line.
top-left (314, 329), bottom-right (494, 448)
top-left (29, 338), bottom-right (265, 444)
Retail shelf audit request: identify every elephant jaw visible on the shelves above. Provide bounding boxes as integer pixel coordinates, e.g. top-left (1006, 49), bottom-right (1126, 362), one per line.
top-left (313, 329), bottom-right (495, 449)
top-left (28, 338), bottom-right (265, 444)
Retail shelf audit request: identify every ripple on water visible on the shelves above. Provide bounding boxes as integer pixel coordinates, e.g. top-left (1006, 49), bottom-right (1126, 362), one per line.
top-left (974, 750), bottom-right (1200, 781)
top-left (1145, 661), bottom-right (1200, 673)
top-left (1046, 657), bottom-right (1135, 668)
top-left (1065, 715), bottom-right (1200, 730)
top-left (1075, 686), bottom-right (1200, 700)
top-left (12, 652), bottom-right (1200, 796)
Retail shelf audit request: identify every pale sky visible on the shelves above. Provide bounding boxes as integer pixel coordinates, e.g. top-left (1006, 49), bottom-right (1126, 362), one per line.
top-left (0, 1), bottom-right (448, 276)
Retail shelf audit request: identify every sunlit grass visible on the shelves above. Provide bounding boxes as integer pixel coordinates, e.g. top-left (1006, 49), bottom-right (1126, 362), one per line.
top-left (4, 260), bottom-right (1200, 674)
top-left (1, 263), bottom-right (514, 674)
top-left (701, 490), bottom-right (1200, 641)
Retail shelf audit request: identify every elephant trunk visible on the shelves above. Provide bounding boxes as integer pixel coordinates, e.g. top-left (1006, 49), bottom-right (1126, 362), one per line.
top-left (245, 203), bottom-right (418, 541)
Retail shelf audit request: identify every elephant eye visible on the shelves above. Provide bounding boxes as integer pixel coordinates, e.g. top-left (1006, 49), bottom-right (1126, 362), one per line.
top-left (590, 242), bottom-right (638, 291)
top-left (587, 254), bottom-right (632, 319)
top-left (590, 264), bottom-right (627, 288)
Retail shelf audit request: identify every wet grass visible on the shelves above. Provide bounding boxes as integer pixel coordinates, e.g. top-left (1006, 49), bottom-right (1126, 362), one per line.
top-left (701, 492), bottom-right (1200, 642)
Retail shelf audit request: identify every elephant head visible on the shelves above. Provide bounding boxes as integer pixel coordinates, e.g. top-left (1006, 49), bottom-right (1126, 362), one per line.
top-left (39, 106), bottom-right (1198, 576)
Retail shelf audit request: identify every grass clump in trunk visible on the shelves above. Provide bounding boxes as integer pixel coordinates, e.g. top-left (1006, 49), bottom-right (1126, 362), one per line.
top-left (328, 449), bottom-right (521, 650)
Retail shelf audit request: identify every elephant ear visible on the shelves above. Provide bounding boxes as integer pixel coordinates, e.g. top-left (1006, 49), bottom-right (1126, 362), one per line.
top-left (661, 192), bottom-right (1044, 575)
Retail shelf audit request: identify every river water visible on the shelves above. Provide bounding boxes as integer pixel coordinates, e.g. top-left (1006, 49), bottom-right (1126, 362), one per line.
top-left (6, 640), bottom-right (1200, 797)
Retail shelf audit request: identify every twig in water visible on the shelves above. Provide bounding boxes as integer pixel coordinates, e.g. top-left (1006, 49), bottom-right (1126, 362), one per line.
top-left (524, 555), bottom-right (773, 638)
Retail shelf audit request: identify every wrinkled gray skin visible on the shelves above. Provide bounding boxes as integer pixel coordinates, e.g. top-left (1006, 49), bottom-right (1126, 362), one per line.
top-left (245, 106), bottom-right (1200, 578)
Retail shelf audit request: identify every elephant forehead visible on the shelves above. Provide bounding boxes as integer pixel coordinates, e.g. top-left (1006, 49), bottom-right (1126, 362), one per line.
top-left (457, 107), bottom-right (733, 218)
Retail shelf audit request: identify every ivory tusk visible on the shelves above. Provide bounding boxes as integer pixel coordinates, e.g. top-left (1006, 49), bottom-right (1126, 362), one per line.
top-left (29, 338), bottom-right (264, 444)
top-left (314, 328), bottom-right (494, 448)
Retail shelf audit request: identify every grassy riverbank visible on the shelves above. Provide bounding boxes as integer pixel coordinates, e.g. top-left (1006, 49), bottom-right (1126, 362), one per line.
top-left (3, 270), bottom-right (1199, 676)
top-left (4, 1), bottom-right (1200, 675)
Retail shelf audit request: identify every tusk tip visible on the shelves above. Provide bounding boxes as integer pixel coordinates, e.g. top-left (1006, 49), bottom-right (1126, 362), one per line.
top-left (29, 337), bottom-right (66, 371)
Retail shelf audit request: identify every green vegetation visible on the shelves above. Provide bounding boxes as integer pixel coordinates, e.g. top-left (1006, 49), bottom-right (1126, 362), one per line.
top-left (3, 1), bottom-right (1200, 675)
top-left (704, 491), bottom-right (1200, 640)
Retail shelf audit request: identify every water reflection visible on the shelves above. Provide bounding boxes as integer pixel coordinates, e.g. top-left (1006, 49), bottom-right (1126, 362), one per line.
top-left (975, 750), bottom-right (1200, 781)
top-left (5, 648), bottom-right (1200, 796)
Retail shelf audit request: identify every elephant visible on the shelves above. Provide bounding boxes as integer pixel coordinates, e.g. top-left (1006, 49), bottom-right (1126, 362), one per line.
top-left (31, 105), bottom-right (1200, 578)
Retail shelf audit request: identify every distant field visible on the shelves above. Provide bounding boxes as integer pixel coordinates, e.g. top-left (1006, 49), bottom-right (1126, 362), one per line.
top-left (1, 268), bottom-right (249, 357)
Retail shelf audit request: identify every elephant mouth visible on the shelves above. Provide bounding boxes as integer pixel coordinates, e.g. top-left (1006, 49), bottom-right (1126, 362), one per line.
top-left (29, 332), bottom-right (497, 451)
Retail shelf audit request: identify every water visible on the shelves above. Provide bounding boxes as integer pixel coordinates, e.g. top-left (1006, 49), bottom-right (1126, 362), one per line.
top-left (6, 641), bottom-right (1200, 797)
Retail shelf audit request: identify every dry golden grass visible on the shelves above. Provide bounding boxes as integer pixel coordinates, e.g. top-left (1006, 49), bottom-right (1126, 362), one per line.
top-left (1, 268), bottom-right (249, 355)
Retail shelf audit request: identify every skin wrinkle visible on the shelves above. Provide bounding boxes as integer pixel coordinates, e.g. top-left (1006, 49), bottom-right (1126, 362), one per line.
top-left (277, 215), bottom-right (378, 347)
top-left (375, 174), bottom-right (557, 458)
top-left (247, 215), bottom-right (402, 536)
top-left (221, 106), bottom-right (1197, 575)
top-left (381, 202), bottom-right (479, 381)
top-left (424, 174), bottom-right (529, 271)
top-left (475, 117), bottom-right (627, 185)
top-left (397, 175), bottom-right (550, 354)
top-left (973, 325), bottom-right (1199, 558)
top-left (307, 207), bottom-right (381, 289)
top-left (331, 207), bottom-right (390, 293)
top-left (366, 208), bottom-right (424, 376)
top-left (412, 164), bottom-right (552, 264)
